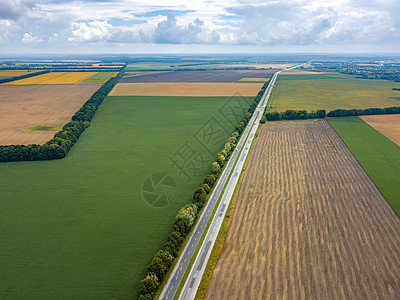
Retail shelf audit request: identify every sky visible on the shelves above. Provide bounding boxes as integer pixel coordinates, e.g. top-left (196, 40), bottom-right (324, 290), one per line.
top-left (0, 0), bottom-right (400, 54)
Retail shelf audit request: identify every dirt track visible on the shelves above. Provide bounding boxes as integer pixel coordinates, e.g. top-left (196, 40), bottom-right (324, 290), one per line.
top-left (361, 114), bottom-right (400, 147)
top-left (205, 119), bottom-right (400, 300)
top-left (0, 84), bottom-right (100, 145)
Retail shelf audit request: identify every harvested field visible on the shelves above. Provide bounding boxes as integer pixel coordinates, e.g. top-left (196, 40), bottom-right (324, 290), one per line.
top-left (3, 72), bottom-right (98, 85)
top-left (0, 84), bottom-right (101, 145)
top-left (360, 114), bottom-right (400, 147)
top-left (119, 70), bottom-right (273, 83)
top-left (109, 82), bottom-right (263, 97)
top-left (205, 119), bottom-right (400, 300)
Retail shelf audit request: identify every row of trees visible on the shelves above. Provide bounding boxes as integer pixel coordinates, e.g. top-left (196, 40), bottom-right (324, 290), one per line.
top-left (137, 80), bottom-right (270, 300)
top-left (327, 106), bottom-right (400, 117)
top-left (0, 68), bottom-right (126, 162)
top-left (0, 70), bottom-right (49, 84)
top-left (260, 106), bottom-right (400, 122)
top-left (261, 109), bottom-right (326, 122)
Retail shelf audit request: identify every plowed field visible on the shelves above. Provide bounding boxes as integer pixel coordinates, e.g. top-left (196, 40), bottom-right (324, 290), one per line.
top-left (205, 119), bottom-right (400, 300)
top-left (0, 84), bottom-right (101, 145)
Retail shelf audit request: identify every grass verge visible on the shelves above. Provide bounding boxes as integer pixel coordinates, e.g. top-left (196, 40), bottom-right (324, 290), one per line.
top-left (194, 123), bottom-right (258, 300)
top-left (171, 109), bottom-right (262, 299)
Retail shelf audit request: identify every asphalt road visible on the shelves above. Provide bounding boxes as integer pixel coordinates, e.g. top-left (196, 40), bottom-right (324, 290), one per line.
top-left (160, 67), bottom-right (295, 300)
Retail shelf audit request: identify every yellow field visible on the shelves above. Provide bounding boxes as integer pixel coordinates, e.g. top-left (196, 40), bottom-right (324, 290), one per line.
top-left (0, 70), bottom-right (40, 77)
top-left (3, 72), bottom-right (98, 85)
top-left (109, 82), bottom-right (264, 97)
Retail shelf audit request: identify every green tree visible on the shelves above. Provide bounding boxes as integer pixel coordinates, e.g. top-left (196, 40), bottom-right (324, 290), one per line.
top-left (210, 162), bottom-right (221, 174)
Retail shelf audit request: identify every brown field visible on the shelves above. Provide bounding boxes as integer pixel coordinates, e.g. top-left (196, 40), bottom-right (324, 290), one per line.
top-left (109, 82), bottom-right (263, 97)
top-left (361, 114), bottom-right (400, 147)
top-left (0, 84), bottom-right (101, 145)
top-left (205, 119), bottom-right (400, 300)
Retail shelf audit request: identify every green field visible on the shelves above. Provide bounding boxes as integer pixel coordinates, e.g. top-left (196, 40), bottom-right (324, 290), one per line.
top-left (126, 64), bottom-right (172, 71)
top-left (79, 72), bottom-right (117, 84)
top-left (25, 125), bottom-right (63, 132)
top-left (0, 95), bottom-right (250, 299)
top-left (328, 117), bottom-right (400, 217)
top-left (268, 73), bottom-right (400, 112)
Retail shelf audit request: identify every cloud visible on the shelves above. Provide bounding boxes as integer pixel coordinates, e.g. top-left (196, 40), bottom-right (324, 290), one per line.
top-left (226, 1), bottom-right (400, 45)
top-left (68, 20), bottom-right (152, 43)
top-left (68, 14), bottom-right (220, 44)
top-left (153, 13), bottom-right (220, 44)
top-left (0, 0), bottom-right (37, 20)
top-left (69, 21), bottom-right (112, 42)
top-left (0, 19), bottom-right (12, 40)
top-left (2, 0), bottom-right (400, 52)
top-left (22, 32), bottom-right (42, 43)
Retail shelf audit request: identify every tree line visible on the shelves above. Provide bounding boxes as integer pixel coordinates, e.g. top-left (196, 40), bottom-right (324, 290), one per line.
top-left (0, 67), bottom-right (126, 162)
top-left (137, 80), bottom-right (270, 300)
top-left (260, 106), bottom-right (400, 122)
top-left (327, 106), bottom-right (400, 117)
top-left (261, 109), bottom-right (326, 122)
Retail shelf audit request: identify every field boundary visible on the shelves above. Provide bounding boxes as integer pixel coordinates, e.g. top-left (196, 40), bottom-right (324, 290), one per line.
top-left (194, 124), bottom-right (258, 300)
top-left (0, 66), bottom-right (126, 162)
top-left (0, 70), bottom-right (49, 84)
top-left (138, 81), bottom-right (270, 300)
top-left (328, 116), bottom-right (400, 217)
top-left (172, 115), bottom-right (256, 300)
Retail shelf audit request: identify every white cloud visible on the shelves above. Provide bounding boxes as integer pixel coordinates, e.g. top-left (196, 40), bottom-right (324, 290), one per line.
top-left (69, 21), bottom-right (112, 42)
top-left (68, 14), bottom-right (220, 44)
top-left (226, 1), bottom-right (399, 45)
top-left (22, 32), bottom-right (42, 43)
top-left (0, 19), bottom-right (12, 40)
top-left (1, 0), bottom-right (400, 52)
top-left (153, 14), bottom-right (220, 44)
